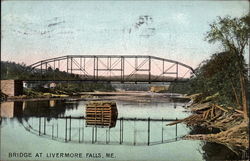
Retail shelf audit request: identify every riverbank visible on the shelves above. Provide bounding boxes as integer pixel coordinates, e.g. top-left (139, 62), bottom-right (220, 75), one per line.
top-left (3, 91), bottom-right (190, 103)
top-left (167, 93), bottom-right (249, 154)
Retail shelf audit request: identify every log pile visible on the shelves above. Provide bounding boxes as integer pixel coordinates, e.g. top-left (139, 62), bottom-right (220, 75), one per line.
top-left (167, 104), bottom-right (235, 127)
top-left (167, 96), bottom-right (249, 149)
top-left (85, 101), bottom-right (118, 128)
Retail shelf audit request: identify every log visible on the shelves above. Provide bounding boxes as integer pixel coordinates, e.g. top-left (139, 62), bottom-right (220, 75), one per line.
top-left (235, 109), bottom-right (244, 114)
top-left (214, 104), bottom-right (228, 112)
top-left (205, 109), bottom-right (210, 120)
top-left (190, 102), bottom-right (211, 112)
top-left (166, 119), bottom-right (184, 126)
top-left (210, 106), bottom-right (214, 118)
top-left (166, 114), bottom-right (203, 126)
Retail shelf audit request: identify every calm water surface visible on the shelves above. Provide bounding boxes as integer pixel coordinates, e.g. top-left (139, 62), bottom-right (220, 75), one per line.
top-left (0, 99), bottom-right (241, 161)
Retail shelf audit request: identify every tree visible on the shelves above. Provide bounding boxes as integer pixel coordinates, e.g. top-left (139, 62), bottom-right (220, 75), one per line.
top-left (205, 15), bottom-right (249, 120)
top-left (189, 51), bottom-right (242, 106)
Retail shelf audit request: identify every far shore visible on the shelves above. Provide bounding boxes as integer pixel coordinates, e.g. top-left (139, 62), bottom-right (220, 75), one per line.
top-left (3, 91), bottom-right (190, 103)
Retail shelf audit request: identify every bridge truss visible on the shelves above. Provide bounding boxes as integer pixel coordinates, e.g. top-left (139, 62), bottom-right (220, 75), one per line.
top-left (29, 55), bottom-right (195, 83)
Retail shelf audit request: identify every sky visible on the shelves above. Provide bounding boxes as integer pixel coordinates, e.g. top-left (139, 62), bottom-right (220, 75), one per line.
top-left (1, 0), bottom-right (249, 69)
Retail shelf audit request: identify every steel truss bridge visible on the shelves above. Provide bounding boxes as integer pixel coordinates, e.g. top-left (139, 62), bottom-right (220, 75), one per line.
top-left (29, 55), bottom-right (195, 83)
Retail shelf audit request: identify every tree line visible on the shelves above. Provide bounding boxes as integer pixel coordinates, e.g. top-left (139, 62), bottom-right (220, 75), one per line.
top-left (1, 61), bottom-right (82, 80)
top-left (170, 14), bottom-right (249, 120)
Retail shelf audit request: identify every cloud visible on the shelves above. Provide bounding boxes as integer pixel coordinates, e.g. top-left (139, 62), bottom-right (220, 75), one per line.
top-left (2, 14), bottom-right (74, 40)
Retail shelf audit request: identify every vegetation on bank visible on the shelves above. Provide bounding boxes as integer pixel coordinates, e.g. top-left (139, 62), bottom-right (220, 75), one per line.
top-left (23, 82), bottom-right (115, 98)
top-left (170, 14), bottom-right (249, 118)
top-left (169, 14), bottom-right (249, 152)
top-left (170, 48), bottom-right (249, 110)
top-left (199, 14), bottom-right (249, 120)
top-left (1, 61), bottom-right (83, 80)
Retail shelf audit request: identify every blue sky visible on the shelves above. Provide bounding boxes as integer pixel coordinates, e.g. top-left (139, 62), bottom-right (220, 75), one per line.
top-left (1, 0), bottom-right (249, 69)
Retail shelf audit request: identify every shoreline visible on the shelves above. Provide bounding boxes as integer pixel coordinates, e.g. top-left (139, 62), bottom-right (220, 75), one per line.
top-left (2, 91), bottom-right (190, 103)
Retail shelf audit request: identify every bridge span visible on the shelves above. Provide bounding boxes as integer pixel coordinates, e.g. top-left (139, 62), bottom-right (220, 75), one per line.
top-left (28, 55), bottom-right (195, 83)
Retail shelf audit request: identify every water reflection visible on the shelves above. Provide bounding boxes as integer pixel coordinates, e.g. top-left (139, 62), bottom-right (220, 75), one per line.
top-left (19, 116), bottom-right (181, 146)
top-left (1, 101), bottom-right (23, 118)
top-left (1, 100), bottom-right (248, 161)
top-left (189, 125), bottom-right (249, 160)
top-left (200, 142), bottom-right (249, 161)
top-left (1, 100), bottom-right (78, 119)
top-left (1, 100), bottom-right (182, 146)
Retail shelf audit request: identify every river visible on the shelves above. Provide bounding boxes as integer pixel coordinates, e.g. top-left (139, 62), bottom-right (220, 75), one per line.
top-left (0, 97), bottom-right (241, 161)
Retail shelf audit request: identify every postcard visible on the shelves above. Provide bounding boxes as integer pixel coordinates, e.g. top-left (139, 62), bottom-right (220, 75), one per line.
top-left (1, 0), bottom-right (249, 161)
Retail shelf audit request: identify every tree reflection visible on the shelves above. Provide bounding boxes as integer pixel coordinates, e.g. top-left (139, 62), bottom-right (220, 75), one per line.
top-left (188, 125), bottom-right (249, 160)
top-left (22, 100), bottom-right (78, 119)
top-left (0, 100), bottom-right (79, 123)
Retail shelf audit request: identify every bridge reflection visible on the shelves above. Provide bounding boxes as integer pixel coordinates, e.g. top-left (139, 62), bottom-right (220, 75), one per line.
top-left (20, 116), bottom-right (181, 146)
top-left (1, 100), bottom-right (183, 146)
